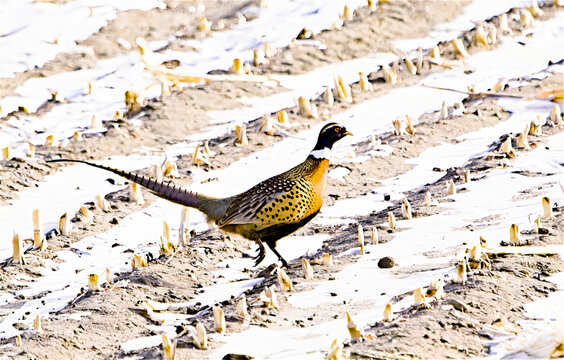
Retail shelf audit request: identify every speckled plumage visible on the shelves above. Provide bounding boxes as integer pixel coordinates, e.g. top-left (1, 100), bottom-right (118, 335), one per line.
top-left (218, 156), bottom-right (329, 264)
top-left (49, 122), bottom-right (352, 267)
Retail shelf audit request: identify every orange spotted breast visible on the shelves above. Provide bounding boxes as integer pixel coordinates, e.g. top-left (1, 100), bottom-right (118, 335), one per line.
top-left (217, 157), bottom-right (329, 237)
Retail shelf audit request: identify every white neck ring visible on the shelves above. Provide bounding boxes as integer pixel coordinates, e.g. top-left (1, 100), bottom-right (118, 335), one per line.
top-left (310, 147), bottom-right (332, 160)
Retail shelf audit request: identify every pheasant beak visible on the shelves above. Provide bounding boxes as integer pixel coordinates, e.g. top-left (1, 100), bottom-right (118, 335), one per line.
top-left (343, 130), bottom-right (353, 137)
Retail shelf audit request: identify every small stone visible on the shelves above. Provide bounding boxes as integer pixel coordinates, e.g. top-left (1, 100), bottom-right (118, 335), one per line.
top-left (378, 256), bottom-right (396, 268)
top-left (13, 322), bottom-right (29, 331)
top-left (222, 354), bottom-right (254, 360)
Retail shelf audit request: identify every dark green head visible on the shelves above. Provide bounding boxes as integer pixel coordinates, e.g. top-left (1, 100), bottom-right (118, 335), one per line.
top-left (312, 122), bottom-right (353, 151)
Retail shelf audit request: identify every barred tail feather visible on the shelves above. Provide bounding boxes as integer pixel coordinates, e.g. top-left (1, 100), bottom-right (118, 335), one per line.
top-left (47, 159), bottom-right (229, 221)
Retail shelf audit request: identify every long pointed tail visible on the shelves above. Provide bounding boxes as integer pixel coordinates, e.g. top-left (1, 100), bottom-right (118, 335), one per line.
top-left (47, 159), bottom-right (230, 221)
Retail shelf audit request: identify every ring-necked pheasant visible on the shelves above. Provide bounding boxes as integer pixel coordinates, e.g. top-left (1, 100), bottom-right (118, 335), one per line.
top-left (48, 122), bottom-right (352, 267)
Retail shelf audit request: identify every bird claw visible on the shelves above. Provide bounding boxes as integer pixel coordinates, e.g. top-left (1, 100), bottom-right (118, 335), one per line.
top-left (253, 242), bottom-right (266, 266)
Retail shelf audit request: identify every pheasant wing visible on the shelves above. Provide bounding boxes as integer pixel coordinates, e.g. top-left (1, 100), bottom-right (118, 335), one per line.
top-left (218, 177), bottom-right (296, 227)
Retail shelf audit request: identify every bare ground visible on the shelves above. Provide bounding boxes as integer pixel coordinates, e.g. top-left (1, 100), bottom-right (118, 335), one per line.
top-left (1, 1), bottom-right (563, 359)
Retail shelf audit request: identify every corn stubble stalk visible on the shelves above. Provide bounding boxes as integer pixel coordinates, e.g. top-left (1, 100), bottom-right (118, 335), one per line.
top-left (382, 64), bottom-right (398, 85)
top-left (542, 197), bottom-right (553, 219)
top-left (179, 207), bottom-right (190, 248)
top-left (160, 221), bottom-right (176, 254)
top-left (236, 294), bottom-right (248, 322)
top-left (490, 77), bottom-right (507, 93)
top-left (260, 285), bottom-right (278, 308)
top-left (528, 0), bottom-right (543, 17)
top-left (378, 303), bottom-right (392, 324)
top-left (463, 170), bottom-right (470, 183)
top-left (132, 254), bottom-right (148, 270)
top-left (161, 332), bottom-right (176, 360)
top-left (520, 9), bottom-right (534, 28)
top-left (32, 209), bottom-right (46, 250)
top-left (192, 142), bottom-right (212, 167)
top-left (416, 46), bottom-right (424, 73)
top-left (326, 338), bottom-right (343, 360)
top-left (203, 140), bottom-right (215, 159)
top-left (106, 268), bottom-right (113, 285)
top-left (90, 115), bottom-right (102, 129)
top-left (447, 179), bottom-right (456, 195)
top-left (33, 315), bottom-right (41, 331)
top-left (78, 206), bottom-right (92, 224)
top-left (27, 143), bottom-right (35, 158)
top-left (401, 198), bottom-right (412, 219)
top-left (232, 58), bottom-right (243, 75)
top-left (488, 24), bottom-right (498, 45)
top-left (452, 38), bottom-right (469, 58)
top-left (334, 75), bottom-right (352, 103)
top-left (16, 334), bottom-right (22, 347)
top-left (2, 147), bottom-right (10, 160)
top-left (124, 90), bottom-right (143, 114)
top-left (96, 194), bottom-right (111, 212)
top-left (388, 212), bottom-right (397, 230)
top-left (404, 56), bottom-right (417, 75)
top-left (253, 48), bottom-right (266, 66)
top-left (499, 137), bottom-right (516, 158)
top-left (529, 115), bottom-right (543, 135)
top-left (498, 13), bottom-right (512, 34)
top-left (516, 128), bottom-right (529, 149)
top-left (355, 224), bottom-right (365, 255)
top-left (439, 101), bottom-right (449, 120)
top-left (277, 109), bottom-right (289, 125)
top-left (405, 115), bottom-right (415, 135)
top-left (426, 277), bottom-right (444, 299)
top-left (322, 253), bottom-right (333, 266)
top-left (45, 135), bottom-right (55, 146)
top-left (129, 182), bottom-right (144, 205)
top-left (371, 228), bottom-right (379, 244)
top-left (510, 224), bottom-right (520, 245)
top-left (392, 119), bottom-right (404, 136)
top-left (162, 158), bottom-right (179, 177)
top-left (430, 45), bottom-right (441, 64)
top-left (259, 116), bottom-right (275, 135)
top-left (413, 288), bottom-right (427, 306)
top-left (198, 16), bottom-right (211, 32)
top-left (12, 233), bottom-right (25, 264)
top-left (468, 246), bottom-right (487, 269)
top-left (277, 267), bottom-right (293, 291)
top-left (423, 191), bottom-right (432, 206)
top-left (346, 311), bottom-right (364, 342)
top-left (59, 212), bottom-right (72, 236)
top-left (235, 124), bottom-right (249, 146)
top-left (302, 258), bottom-right (313, 280)
top-left (475, 26), bottom-right (489, 47)
top-left (192, 322), bottom-right (207, 349)
top-left (455, 260), bottom-right (467, 284)
top-left (298, 96), bottom-right (318, 118)
top-left (324, 87), bottom-right (334, 107)
top-left (549, 105), bottom-right (562, 126)
top-left (359, 72), bottom-right (373, 92)
top-left (213, 305), bottom-right (226, 333)
top-left (88, 274), bottom-right (100, 291)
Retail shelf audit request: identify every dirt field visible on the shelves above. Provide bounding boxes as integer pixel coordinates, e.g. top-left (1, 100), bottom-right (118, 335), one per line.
top-left (1, 1), bottom-right (563, 359)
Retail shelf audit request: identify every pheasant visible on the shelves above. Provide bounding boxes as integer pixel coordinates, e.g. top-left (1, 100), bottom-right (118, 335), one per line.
top-left (48, 122), bottom-right (352, 267)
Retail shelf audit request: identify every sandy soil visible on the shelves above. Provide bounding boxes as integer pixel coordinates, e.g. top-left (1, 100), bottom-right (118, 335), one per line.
top-left (1, 1), bottom-right (563, 359)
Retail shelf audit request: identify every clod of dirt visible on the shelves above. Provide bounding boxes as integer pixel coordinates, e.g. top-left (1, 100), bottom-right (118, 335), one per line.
top-left (222, 354), bottom-right (255, 360)
top-left (378, 256), bottom-right (396, 268)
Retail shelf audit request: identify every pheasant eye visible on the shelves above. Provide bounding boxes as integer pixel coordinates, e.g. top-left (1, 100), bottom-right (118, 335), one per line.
top-left (334, 127), bottom-right (341, 133)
